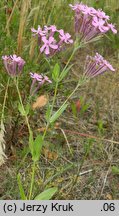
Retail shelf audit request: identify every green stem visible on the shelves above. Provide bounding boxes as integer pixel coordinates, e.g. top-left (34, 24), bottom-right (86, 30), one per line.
top-left (14, 78), bottom-right (31, 134)
top-left (57, 77), bottom-right (86, 114)
top-left (28, 161), bottom-right (36, 200)
top-left (63, 48), bottom-right (76, 72)
top-left (62, 42), bottom-right (83, 73)
top-left (43, 81), bottom-right (58, 139)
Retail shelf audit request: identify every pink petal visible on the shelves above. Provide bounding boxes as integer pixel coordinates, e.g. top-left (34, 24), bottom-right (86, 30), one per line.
top-left (42, 36), bottom-right (47, 44)
top-left (45, 46), bottom-right (50, 55)
top-left (50, 44), bottom-right (58, 49)
top-left (40, 44), bottom-right (46, 53)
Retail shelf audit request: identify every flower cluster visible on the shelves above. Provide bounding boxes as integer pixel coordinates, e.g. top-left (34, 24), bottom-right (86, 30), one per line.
top-left (30, 72), bottom-right (52, 95)
top-left (31, 25), bottom-right (73, 56)
top-left (2, 54), bottom-right (25, 76)
top-left (69, 3), bottom-right (117, 42)
top-left (84, 53), bottom-right (115, 78)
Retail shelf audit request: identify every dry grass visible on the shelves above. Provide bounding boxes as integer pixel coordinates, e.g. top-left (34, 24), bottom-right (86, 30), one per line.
top-left (17, 0), bottom-right (31, 54)
top-left (0, 122), bottom-right (6, 166)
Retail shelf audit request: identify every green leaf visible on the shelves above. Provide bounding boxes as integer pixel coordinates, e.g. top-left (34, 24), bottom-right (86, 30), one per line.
top-left (50, 103), bottom-right (68, 123)
top-left (32, 134), bottom-right (43, 162)
top-left (45, 103), bottom-right (51, 121)
top-left (71, 102), bottom-right (77, 117)
top-left (112, 166), bottom-right (119, 175)
top-left (18, 102), bottom-right (26, 116)
top-left (29, 131), bottom-right (34, 155)
top-left (17, 173), bottom-right (27, 200)
top-left (52, 63), bottom-right (60, 82)
top-left (25, 104), bottom-right (30, 115)
top-left (34, 187), bottom-right (58, 200)
top-left (80, 103), bottom-right (90, 115)
top-left (59, 64), bottom-right (73, 81)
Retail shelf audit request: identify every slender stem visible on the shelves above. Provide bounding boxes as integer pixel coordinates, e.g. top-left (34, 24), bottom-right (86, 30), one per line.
top-left (58, 78), bottom-right (86, 113)
top-left (43, 81), bottom-right (58, 139)
top-left (14, 78), bottom-right (31, 134)
top-left (62, 43), bottom-right (83, 73)
top-left (50, 82), bottom-right (59, 116)
top-left (63, 48), bottom-right (76, 72)
top-left (28, 161), bottom-right (36, 200)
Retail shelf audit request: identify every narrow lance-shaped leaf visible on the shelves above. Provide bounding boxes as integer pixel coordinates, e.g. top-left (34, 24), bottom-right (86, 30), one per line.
top-left (32, 134), bottom-right (43, 162)
top-left (59, 64), bottom-right (73, 81)
top-left (29, 130), bottom-right (34, 155)
top-left (52, 63), bottom-right (60, 82)
top-left (17, 173), bottom-right (27, 200)
top-left (18, 102), bottom-right (26, 116)
top-left (34, 187), bottom-right (58, 200)
top-left (45, 103), bottom-right (51, 121)
top-left (50, 103), bottom-right (68, 124)
top-left (25, 103), bottom-right (30, 115)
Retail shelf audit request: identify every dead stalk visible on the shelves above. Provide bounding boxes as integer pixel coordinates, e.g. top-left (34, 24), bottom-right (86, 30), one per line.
top-left (5, 0), bottom-right (19, 36)
top-left (17, 0), bottom-right (31, 54)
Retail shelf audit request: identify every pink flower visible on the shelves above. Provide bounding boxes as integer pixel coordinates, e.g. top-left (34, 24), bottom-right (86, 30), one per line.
top-left (94, 52), bottom-right (104, 63)
top-left (96, 9), bottom-right (110, 20)
top-left (92, 16), bottom-right (109, 33)
top-left (31, 25), bottom-right (46, 36)
top-left (2, 55), bottom-right (9, 61)
top-left (44, 25), bottom-right (58, 37)
top-left (59, 30), bottom-right (73, 44)
top-left (43, 75), bottom-right (52, 83)
top-left (2, 54), bottom-right (25, 76)
top-left (30, 72), bottom-right (52, 95)
top-left (84, 53), bottom-right (115, 78)
top-left (40, 36), bottom-right (58, 55)
top-left (81, 5), bottom-right (97, 16)
top-left (103, 59), bottom-right (115, 71)
top-left (44, 25), bottom-right (57, 33)
top-left (108, 23), bottom-right (117, 34)
top-left (69, 3), bottom-right (117, 42)
top-left (69, 3), bottom-right (85, 12)
top-left (31, 25), bottom-right (73, 56)
top-left (30, 72), bottom-right (43, 81)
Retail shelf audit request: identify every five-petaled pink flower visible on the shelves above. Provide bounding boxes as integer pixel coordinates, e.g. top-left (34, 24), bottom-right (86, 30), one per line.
top-left (96, 9), bottom-right (110, 20)
top-left (2, 54), bottom-right (25, 76)
top-left (59, 30), bottom-right (73, 44)
top-left (92, 17), bottom-right (109, 33)
top-left (30, 72), bottom-right (43, 81)
top-left (40, 36), bottom-right (58, 55)
top-left (31, 25), bottom-right (46, 36)
top-left (44, 25), bottom-right (57, 33)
